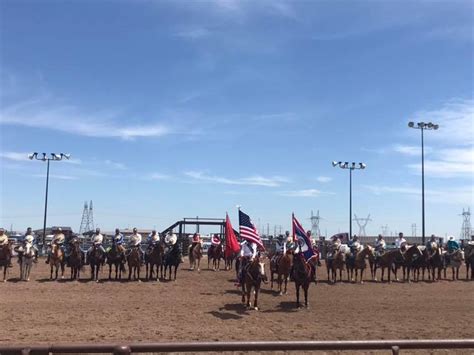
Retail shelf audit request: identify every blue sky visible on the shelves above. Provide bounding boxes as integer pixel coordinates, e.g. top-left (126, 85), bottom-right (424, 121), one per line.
top-left (0, 0), bottom-right (472, 237)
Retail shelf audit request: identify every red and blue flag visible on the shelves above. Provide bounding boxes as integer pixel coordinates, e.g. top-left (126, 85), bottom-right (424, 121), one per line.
top-left (292, 213), bottom-right (315, 261)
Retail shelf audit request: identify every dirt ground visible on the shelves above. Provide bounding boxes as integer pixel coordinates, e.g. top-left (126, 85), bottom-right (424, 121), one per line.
top-left (1, 257), bottom-right (473, 354)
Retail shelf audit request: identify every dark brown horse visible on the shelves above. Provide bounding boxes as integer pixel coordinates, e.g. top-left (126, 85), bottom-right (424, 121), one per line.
top-left (292, 253), bottom-right (312, 308)
top-left (0, 243), bottom-right (12, 282)
top-left (446, 249), bottom-right (464, 281)
top-left (224, 249), bottom-right (237, 271)
top-left (107, 243), bottom-right (126, 281)
top-left (463, 244), bottom-right (474, 280)
top-left (88, 244), bottom-right (105, 282)
top-left (68, 239), bottom-right (83, 281)
top-left (127, 246), bottom-right (142, 282)
top-left (345, 245), bottom-right (374, 283)
top-left (50, 244), bottom-right (65, 281)
top-left (241, 256), bottom-right (267, 310)
top-left (270, 251), bottom-right (293, 295)
top-left (163, 243), bottom-right (181, 281)
top-left (374, 249), bottom-right (403, 282)
top-left (397, 244), bottom-right (423, 282)
top-left (208, 243), bottom-right (223, 271)
top-left (145, 242), bottom-right (164, 281)
top-left (412, 247), bottom-right (431, 282)
top-left (428, 246), bottom-right (445, 281)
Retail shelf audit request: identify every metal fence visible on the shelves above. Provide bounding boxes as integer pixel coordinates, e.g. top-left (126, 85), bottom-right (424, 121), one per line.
top-left (1, 339), bottom-right (473, 355)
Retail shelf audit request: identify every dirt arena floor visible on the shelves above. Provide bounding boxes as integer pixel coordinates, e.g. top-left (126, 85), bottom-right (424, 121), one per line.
top-left (1, 257), bottom-right (473, 354)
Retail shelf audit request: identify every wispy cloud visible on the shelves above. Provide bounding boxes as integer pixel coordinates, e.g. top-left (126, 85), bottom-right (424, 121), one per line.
top-left (364, 184), bottom-right (474, 205)
top-left (0, 97), bottom-right (173, 140)
top-left (145, 173), bottom-right (171, 181)
top-left (185, 171), bottom-right (288, 187)
top-left (316, 176), bottom-right (332, 183)
top-left (104, 160), bottom-right (126, 170)
top-left (32, 174), bottom-right (78, 180)
top-left (0, 152), bottom-right (30, 161)
top-left (176, 27), bottom-right (211, 40)
top-left (278, 189), bottom-right (323, 197)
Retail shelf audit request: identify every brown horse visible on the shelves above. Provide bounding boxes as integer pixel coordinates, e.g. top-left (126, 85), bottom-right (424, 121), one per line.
top-left (346, 245), bottom-right (374, 284)
top-left (68, 239), bottom-right (83, 281)
top-left (241, 256), bottom-right (267, 311)
top-left (49, 244), bottom-right (65, 280)
top-left (292, 253), bottom-right (312, 308)
top-left (464, 244), bottom-right (474, 280)
top-left (127, 246), bottom-right (141, 281)
top-left (446, 249), bottom-right (464, 281)
top-left (412, 247), bottom-right (431, 282)
top-left (208, 243), bottom-right (223, 271)
top-left (327, 249), bottom-right (345, 283)
top-left (398, 245), bottom-right (423, 282)
top-left (189, 242), bottom-right (203, 271)
top-left (224, 249), bottom-right (237, 271)
top-left (107, 243), bottom-right (126, 281)
top-left (0, 243), bottom-right (12, 282)
top-left (428, 246), bottom-right (445, 281)
top-left (374, 249), bottom-right (403, 282)
top-left (145, 242), bottom-right (164, 281)
top-left (270, 251), bottom-right (293, 295)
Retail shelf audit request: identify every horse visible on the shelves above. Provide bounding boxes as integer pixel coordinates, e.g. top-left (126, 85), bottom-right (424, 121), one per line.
top-left (0, 243), bottom-right (12, 282)
top-left (208, 243), bottom-right (223, 271)
top-left (292, 253), bottom-right (312, 308)
top-left (107, 243), bottom-right (126, 281)
top-left (445, 249), bottom-right (464, 281)
top-left (189, 242), bottom-right (203, 271)
top-left (164, 243), bottom-right (181, 281)
top-left (145, 242), bottom-right (164, 281)
top-left (241, 256), bottom-right (267, 310)
top-left (127, 246), bottom-right (142, 281)
top-left (345, 245), bottom-right (374, 284)
top-left (327, 248), bottom-right (345, 283)
top-left (412, 246), bottom-right (431, 282)
top-left (428, 246), bottom-right (445, 281)
top-left (68, 239), bottom-right (83, 281)
top-left (464, 244), bottom-right (474, 280)
top-left (224, 249), bottom-right (237, 271)
top-left (15, 243), bottom-right (35, 281)
top-left (270, 250), bottom-right (293, 295)
top-left (88, 244), bottom-right (105, 282)
top-left (374, 249), bottom-right (403, 282)
top-left (49, 243), bottom-right (65, 280)
top-left (398, 244), bottom-right (423, 282)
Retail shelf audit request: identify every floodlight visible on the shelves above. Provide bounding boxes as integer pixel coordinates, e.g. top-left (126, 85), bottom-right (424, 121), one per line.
top-left (62, 153), bottom-right (70, 159)
top-left (28, 153), bottom-right (37, 160)
top-left (359, 163), bottom-right (366, 169)
top-left (53, 153), bottom-right (62, 160)
top-left (433, 124), bottom-right (439, 130)
top-left (332, 161), bottom-right (338, 167)
top-left (41, 153), bottom-right (47, 161)
top-left (408, 122), bottom-right (415, 128)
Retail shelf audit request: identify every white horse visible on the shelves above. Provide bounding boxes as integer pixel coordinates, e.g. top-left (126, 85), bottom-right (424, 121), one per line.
top-left (16, 243), bottom-right (35, 281)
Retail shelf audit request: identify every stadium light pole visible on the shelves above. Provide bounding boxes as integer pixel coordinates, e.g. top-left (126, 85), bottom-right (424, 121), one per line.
top-left (332, 161), bottom-right (366, 241)
top-left (29, 152), bottom-right (70, 250)
top-left (408, 121), bottom-right (439, 245)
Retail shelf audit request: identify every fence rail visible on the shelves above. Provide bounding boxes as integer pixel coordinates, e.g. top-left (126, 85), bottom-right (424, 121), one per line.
top-left (1, 339), bottom-right (473, 355)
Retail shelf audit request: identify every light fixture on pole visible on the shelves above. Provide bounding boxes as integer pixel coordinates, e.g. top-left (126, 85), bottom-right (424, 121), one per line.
top-left (408, 121), bottom-right (438, 244)
top-left (332, 161), bottom-right (366, 240)
top-left (29, 152), bottom-right (70, 250)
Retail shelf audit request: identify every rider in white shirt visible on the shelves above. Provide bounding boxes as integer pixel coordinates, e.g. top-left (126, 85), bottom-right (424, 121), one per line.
top-left (128, 227), bottom-right (144, 264)
top-left (46, 228), bottom-right (65, 264)
top-left (22, 227), bottom-right (39, 262)
top-left (375, 234), bottom-right (386, 257)
top-left (395, 232), bottom-right (407, 250)
top-left (238, 239), bottom-right (257, 285)
top-left (86, 228), bottom-right (105, 264)
top-left (0, 228), bottom-right (12, 267)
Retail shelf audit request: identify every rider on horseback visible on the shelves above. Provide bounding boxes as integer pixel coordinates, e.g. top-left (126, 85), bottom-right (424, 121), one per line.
top-left (237, 239), bottom-right (257, 286)
top-left (112, 228), bottom-right (125, 251)
top-left (146, 230), bottom-right (160, 254)
top-left (426, 234), bottom-right (438, 257)
top-left (21, 227), bottom-right (38, 263)
top-left (190, 233), bottom-right (201, 254)
top-left (0, 228), bottom-right (12, 267)
top-left (86, 228), bottom-right (106, 265)
top-left (445, 236), bottom-right (459, 265)
top-left (210, 233), bottom-right (221, 252)
top-left (374, 234), bottom-right (386, 259)
top-left (128, 228), bottom-right (144, 264)
top-left (395, 232), bottom-right (407, 251)
top-left (45, 228), bottom-right (65, 264)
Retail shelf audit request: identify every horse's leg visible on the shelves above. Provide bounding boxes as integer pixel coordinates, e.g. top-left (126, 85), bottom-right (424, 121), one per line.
top-left (241, 281), bottom-right (246, 304)
top-left (284, 273), bottom-right (288, 294)
top-left (197, 258), bottom-right (201, 272)
top-left (246, 284), bottom-right (251, 309)
top-left (174, 264), bottom-right (178, 281)
top-left (253, 286), bottom-right (260, 311)
top-left (304, 284), bottom-right (309, 308)
top-left (277, 272), bottom-right (282, 295)
top-left (295, 283), bottom-right (300, 308)
top-left (137, 265), bottom-right (141, 282)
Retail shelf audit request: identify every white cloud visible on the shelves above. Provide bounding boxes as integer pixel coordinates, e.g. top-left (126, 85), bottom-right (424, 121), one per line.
top-left (0, 97), bottom-right (173, 140)
top-left (32, 174), bottom-right (78, 180)
top-left (279, 189), bottom-right (323, 197)
top-left (0, 152), bottom-right (30, 161)
top-left (146, 173), bottom-right (171, 180)
top-left (185, 171), bottom-right (287, 187)
top-left (393, 145), bottom-right (423, 156)
top-left (104, 160), bottom-right (126, 170)
top-left (176, 28), bottom-right (211, 40)
top-left (364, 184), bottom-right (474, 205)
top-left (316, 176), bottom-right (332, 183)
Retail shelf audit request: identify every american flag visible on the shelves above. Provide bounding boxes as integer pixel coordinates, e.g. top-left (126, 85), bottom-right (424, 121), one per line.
top-left (239, 209), bottom-right (265, 250)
